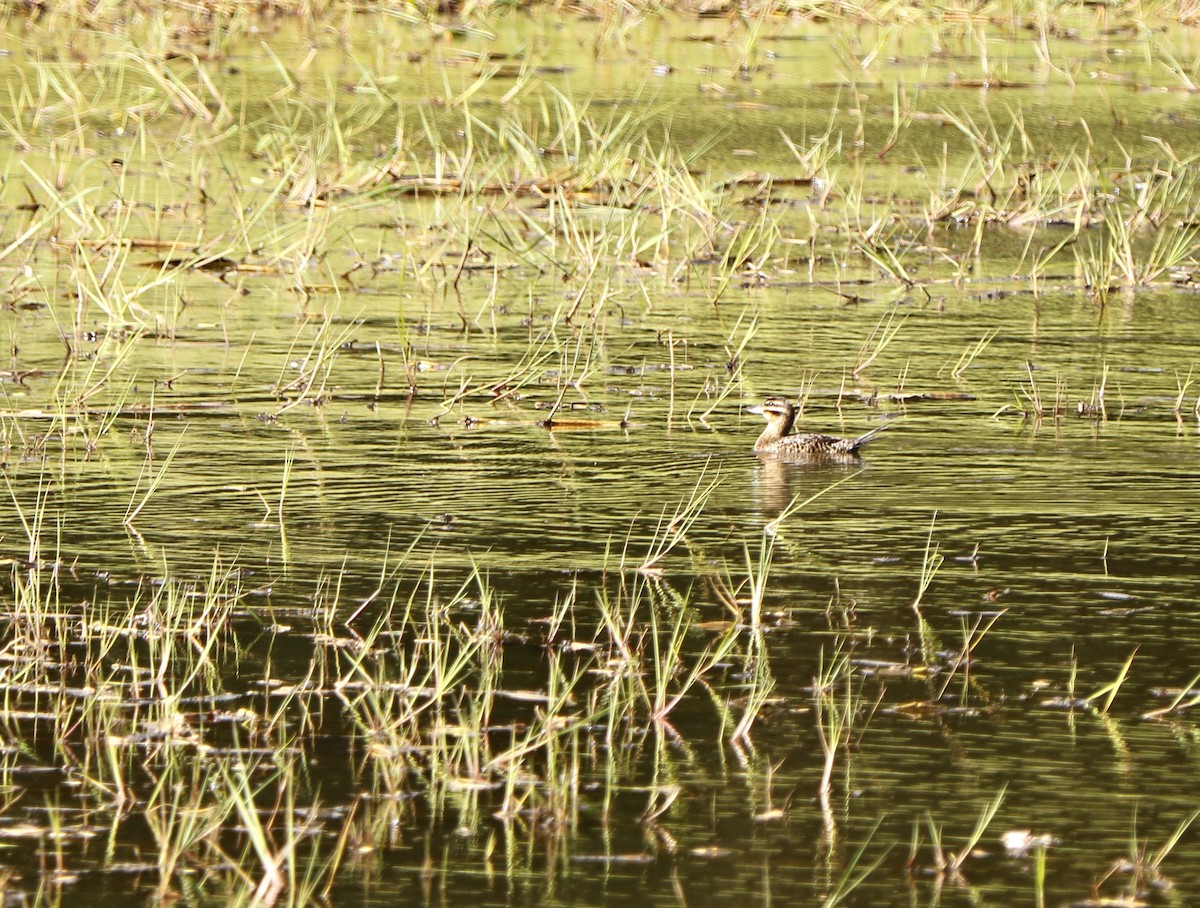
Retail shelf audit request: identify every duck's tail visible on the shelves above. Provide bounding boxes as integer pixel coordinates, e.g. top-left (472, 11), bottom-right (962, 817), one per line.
top-left (847, 424), bottom-right (889, 452)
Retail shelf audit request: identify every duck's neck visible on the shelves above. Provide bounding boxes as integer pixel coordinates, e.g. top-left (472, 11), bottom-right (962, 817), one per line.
top-left (755, 412), bottom-right (795, 451)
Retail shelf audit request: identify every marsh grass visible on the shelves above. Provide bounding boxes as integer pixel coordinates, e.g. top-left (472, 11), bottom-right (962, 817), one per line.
top-left (820, 818), bottom-right (891, 908)
top-left (629, 461), bottom-right (720, 575)
top-left (943, 329), bottom-right (997, 381)
top-left (1082, 648), bottom-right (1138, 715)
top-left (0, 450), bottom-right (932, 901)
top-left (814, 640), bottom-right (866, 805)
top-left (123, 426), bottom-right (187, 525)
top-left (1093, 808), bottom-right (1200, 902)
top-left (852, 308), bottom-right (907, 378)
top-left (0, 398), bottom-right (1195, 899)
top-left (922, 787), bottom-right (1006, 877)
top-left (2, 3), bottom-right (1200, 904)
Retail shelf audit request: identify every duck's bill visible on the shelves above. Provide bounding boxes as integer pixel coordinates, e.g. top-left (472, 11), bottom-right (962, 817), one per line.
top-left (746, 405), bottom-right (764, 415)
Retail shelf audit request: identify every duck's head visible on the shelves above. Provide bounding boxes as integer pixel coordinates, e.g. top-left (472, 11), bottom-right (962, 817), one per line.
top-left (747, 398), bottom-right (796, 423)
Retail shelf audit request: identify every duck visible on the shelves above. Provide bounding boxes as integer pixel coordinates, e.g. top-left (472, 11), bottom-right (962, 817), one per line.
top-left (748, 398), bottom-right (887, 457)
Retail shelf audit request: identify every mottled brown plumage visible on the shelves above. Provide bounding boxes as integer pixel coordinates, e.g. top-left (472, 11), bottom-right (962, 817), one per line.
top-left (748, 398), bottom-right (886, 457)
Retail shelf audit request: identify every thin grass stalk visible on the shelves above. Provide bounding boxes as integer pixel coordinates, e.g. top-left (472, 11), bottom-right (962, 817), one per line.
top-left (1083, 647), bottom-right (1137, 714)
top-left (820, 818), bottom-right (891, 908)
top-left (853, 308), bottom-right (907, 377)
top-left (935, 608), bottom-right (1007, 702)
top-left (948, 329), bottom-right (997, 380)
top-left (123, 428), bottom-right (188, 526)
top-left (1149, 809), bottom-right (1200, 870)
top-left (635, 461), bottom-right (720, 574)
top-left (912, 511), bottom-right (943, 615)
top-left (947, 787), bottom-right (1007, 872)
top-left (1142, 667), bottom-right (1200, 719)
top-left (696, 308), bottom-right (759, 421)
top-left (729, 630), bottom-right (775, 747)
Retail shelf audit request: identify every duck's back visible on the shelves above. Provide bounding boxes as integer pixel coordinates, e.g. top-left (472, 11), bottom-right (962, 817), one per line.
top-left (760, 425), bottom-right (886, 457)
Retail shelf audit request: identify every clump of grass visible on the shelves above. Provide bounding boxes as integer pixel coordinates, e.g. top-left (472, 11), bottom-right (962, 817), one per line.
top-left (1093, 809), bottom-right (1200, 903)
top-left (918, 787), bottom-right (1007, 878)
top-left (941, 329), bottom-right (997, 381)
top-left (853, 308), bottom-right (908, 378)
top-left (627, 461), bottom-right (720, 575)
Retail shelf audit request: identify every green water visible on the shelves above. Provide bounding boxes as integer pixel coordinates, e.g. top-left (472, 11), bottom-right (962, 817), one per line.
top-left (1, 6), bottom-right (1200, 906)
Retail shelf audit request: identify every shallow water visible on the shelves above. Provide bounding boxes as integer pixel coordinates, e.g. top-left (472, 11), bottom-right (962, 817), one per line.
top-left (2, 7), bottom-right (1200, 906)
